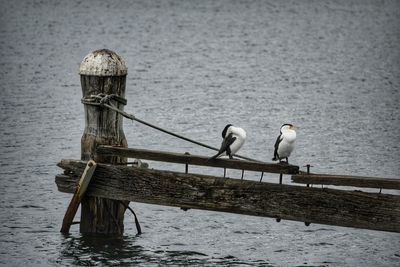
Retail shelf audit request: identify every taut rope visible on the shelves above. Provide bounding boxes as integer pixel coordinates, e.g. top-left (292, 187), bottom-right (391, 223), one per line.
top-left (81, 93), bottom-right (260, 162)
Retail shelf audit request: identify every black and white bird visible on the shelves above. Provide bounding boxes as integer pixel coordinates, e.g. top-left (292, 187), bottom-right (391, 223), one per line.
top-left (210, 124), bottom-right (247, 160)
top-left (272, 124), bottom-right (298, 163)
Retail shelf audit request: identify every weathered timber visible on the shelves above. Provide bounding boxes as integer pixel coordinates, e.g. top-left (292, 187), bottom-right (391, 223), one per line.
top-left (56, 159), bottom-right (400, 233)
top-left (61, 160), bottom-right (97, 233)
top-left (79, 49), bottom-right (129, 235)
top-left (292, 173), bottom-right (400, 190)
top-left (96, 146), bottom-right (299, 175)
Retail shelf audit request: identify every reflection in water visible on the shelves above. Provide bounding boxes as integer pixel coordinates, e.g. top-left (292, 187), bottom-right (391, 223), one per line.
top-left (58, 234), bottom-right (271, 266)
top-left (59, 235), bottom-right (146, 266)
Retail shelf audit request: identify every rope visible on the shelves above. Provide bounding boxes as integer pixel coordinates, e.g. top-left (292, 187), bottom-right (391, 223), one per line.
top-left (118, 201), bottom-right (142, 235)
top-left (82, 94), bottom-right (261, 162)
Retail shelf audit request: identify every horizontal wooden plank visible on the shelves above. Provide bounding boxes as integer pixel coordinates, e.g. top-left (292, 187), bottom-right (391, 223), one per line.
top-left (96, 146), bottom-right (299, 175)
top-left (56, 174), bottom-right (78, 193)
top-left (56, 159), bottom-right (400, 233)
top-left (292, 174), bottom-right (400, 190)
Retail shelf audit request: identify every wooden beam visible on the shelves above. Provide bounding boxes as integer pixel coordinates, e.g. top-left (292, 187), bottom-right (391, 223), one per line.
top-left (56, 159), bottom-right (400, 233)
top-left (292, 174), bottom-right (400, 190)
top-left (96, 146), bottom-right (299, 175)
top-left (60, 160), bottom-right (97, 233)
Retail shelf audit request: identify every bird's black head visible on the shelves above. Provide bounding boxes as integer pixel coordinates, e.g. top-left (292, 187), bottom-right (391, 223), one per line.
top-left (280, 123), bottom-right (293, 133)
top-left (222, 124), bottom-right (233, 138)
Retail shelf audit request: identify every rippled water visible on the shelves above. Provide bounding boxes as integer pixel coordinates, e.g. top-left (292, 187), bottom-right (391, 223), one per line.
top-left (0, 0), bottom-right (399, 266)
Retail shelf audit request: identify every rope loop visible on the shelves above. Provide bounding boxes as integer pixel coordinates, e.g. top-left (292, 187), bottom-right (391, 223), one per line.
top-left (81, 93), bottom-right (135, 120)
top-left (82, 93), bottom-right (127, 106)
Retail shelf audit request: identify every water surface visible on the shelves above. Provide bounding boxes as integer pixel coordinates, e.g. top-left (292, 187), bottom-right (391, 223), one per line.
top-left (0, 0), bottom-right (399, 266)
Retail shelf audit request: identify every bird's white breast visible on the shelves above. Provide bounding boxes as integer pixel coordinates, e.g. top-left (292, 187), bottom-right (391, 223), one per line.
top-left (226, 126), bottom-right (246, 155)
top-left (282, 130), bottom-right (296, 143)
top-left (277, 130), bottom-right (296, 158)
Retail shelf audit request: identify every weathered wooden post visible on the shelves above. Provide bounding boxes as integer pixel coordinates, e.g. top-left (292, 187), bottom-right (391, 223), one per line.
top-left (79, 49), bottom-right (128, 235)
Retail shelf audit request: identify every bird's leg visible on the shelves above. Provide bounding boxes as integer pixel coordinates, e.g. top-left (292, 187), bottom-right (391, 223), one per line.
top-left (227, 147), bottom-right (232, 159)
top-left (241, 169), bottom-right (244, 180)
top-left (285, 157), bottom-right (289, 164)
top-left (259, 172), bottom-right (264, 182)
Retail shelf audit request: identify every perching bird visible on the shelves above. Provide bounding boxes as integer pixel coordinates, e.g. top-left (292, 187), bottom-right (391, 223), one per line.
top-left (272, 124), bottom-right (298, 163)
top-left (210, 124), bottom-right (247, 160)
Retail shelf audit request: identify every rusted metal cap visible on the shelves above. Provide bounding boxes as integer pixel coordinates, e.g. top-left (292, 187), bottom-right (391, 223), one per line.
top-left (79, 49), bottom-right (128, 76)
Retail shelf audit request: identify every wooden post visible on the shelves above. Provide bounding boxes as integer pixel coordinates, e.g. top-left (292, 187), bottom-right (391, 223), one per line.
top-left (79, 49), bottom-right (128, 235)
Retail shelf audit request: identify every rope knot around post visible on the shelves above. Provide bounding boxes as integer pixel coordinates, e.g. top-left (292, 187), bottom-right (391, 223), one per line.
top-left (81, 93), bottom-right (136, 121)
top-left (82, 93), bottom-right (127, 106)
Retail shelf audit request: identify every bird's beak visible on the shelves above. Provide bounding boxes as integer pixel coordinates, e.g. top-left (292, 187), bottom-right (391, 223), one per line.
top-left (291, 125), bottom-right (300, 130)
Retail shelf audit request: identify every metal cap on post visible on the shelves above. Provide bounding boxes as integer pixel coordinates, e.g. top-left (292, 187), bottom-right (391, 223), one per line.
top-left (79, 49), bottom-right (129, 235)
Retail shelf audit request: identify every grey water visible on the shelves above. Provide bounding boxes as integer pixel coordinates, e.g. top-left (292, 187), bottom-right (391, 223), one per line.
top-left (0, 0), bottom-right (399, 266)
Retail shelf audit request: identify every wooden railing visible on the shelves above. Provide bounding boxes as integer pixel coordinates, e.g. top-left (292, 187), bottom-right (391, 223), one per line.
top-left (292, 173), bottom-right (400, 190)
top-left (96, 145), bottom-right (300, 174)
top-left (56, 158), bottom-right (400, 233)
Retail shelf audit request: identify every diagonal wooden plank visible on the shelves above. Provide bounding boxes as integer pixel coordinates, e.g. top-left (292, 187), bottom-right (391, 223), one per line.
top-left (60, 160), bottom-right (97, 234)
